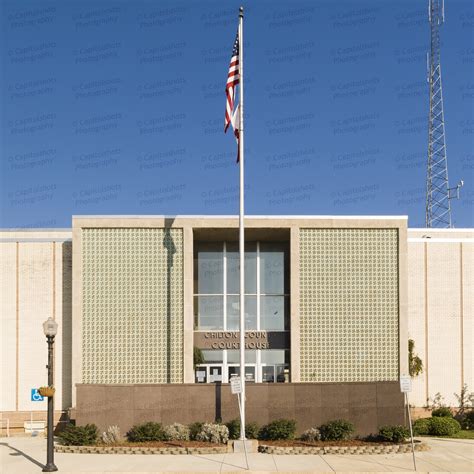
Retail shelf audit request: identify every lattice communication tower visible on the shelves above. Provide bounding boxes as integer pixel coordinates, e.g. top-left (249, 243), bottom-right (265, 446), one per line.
top-left (426, 0), bottom-right (462, 228)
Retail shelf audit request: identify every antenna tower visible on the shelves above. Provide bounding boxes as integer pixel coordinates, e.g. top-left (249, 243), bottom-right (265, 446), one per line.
top-left (425, 0), bottom-right (462, 228)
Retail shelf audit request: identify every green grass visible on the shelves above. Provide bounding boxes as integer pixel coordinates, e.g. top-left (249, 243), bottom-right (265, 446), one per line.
top-left (448, 430), bottom-right (474, 440)
top-left (428, 430), bottom-right (474, 440)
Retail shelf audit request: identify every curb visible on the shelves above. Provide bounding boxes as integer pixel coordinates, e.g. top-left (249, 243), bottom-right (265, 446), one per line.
top-left (258, 442), bottom-right (429, 455)
top-left (55, 445), bottom-right (228, 454)
top-left (55, 442), bottom-right (429, 455)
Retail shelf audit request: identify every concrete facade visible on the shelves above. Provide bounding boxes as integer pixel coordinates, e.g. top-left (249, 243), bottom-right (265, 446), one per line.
top-left (0, 218), bottom-right (472, 431)
top-left (407, 229), bottom-right (473, 407)
top-left (71, 215), bottom-right (407, 390)
top-left (0, 230), bottom-right (71, 429)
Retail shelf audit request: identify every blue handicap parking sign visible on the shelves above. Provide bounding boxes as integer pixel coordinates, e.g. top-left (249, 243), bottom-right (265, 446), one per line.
top-left (31, 388), bottom-right (44, 401)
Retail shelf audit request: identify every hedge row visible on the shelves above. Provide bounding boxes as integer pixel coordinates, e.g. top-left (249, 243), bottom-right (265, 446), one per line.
top-left (413, 416), bottom-right (461, 436)
top-left (58, 418), bottom-right (413, 446)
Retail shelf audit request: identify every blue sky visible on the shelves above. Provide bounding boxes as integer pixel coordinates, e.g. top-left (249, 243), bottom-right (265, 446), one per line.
top-left (1, 0), bottom-right (473, 228)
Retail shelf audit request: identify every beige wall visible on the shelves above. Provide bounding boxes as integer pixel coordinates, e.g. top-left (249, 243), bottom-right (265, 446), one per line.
top-left (7, 217), bottom-right (452, 411)
top-left (407, 229), bottom-right (474, 407)
top-left (0, 231), bottom-right (72, 415)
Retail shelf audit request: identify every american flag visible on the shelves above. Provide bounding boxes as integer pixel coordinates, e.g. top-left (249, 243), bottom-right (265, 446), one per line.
top-left (225, 31), bottom-right (240, 161)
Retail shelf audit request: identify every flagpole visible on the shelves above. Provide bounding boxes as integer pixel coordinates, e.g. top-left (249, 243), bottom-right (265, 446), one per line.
top-left (238, 5), bottom-right (246, 442)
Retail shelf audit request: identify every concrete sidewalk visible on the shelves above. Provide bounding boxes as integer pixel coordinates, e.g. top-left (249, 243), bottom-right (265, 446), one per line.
top-left (1, 437), bottom-right (473, 473)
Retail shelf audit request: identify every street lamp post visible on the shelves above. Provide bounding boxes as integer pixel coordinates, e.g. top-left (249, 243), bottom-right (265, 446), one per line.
top-left (42, 317), bottom-right (58, 472)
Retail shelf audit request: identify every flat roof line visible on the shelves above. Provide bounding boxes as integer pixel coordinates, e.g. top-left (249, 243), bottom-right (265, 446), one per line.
top-left (0, 238), bottom-right (72, 243)
top-left (0, 228), bottom-right (72, 232)
top-left (408, 238), bottom-right (474, 243)
top-left (408, 228), bottom-right (474, 232)
top-left (72, 214), bottom-right (408, 220)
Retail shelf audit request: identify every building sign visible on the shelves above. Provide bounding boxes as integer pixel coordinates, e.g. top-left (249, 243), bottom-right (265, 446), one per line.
top-left (194, 331), bottom-right (290, 350)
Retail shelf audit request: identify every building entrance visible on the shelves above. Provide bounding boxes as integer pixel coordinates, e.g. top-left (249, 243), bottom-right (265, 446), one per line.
top-left (195, 360), bottom-right (288, 384)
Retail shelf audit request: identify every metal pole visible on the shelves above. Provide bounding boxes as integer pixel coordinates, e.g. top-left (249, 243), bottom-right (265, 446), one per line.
top-left (43, 335), bottom-right (57, 472)
top-left (405, 393), bottom-right (417, 471)
top-left (238, 5), bottom-right (246, 443)
top-left (237, 393), bottom-right (249, 470)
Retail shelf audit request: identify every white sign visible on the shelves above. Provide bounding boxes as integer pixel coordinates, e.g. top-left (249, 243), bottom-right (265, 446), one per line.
top-left (400, 375), bottom-right (412, 393)
top-left (231, 376), bottom-right (242, 394)
top-left (196, 371), bottom-right (205, 383)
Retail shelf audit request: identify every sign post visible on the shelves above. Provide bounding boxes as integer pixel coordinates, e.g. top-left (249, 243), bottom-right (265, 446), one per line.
top-left (400, 375), bottom-right (416, 471)
top-left (230, 376), bottom-right (248, 470)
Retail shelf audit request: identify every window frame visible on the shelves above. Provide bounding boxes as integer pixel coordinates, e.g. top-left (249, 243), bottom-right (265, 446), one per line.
top-left (194, 241), bottom-right (289, 331)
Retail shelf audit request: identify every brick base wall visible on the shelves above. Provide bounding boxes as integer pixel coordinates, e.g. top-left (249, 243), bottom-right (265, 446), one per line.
top-left (75, 381), bottom-right (404, 436)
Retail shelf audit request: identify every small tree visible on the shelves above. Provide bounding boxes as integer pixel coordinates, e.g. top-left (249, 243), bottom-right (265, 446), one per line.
top-left (408, 339), bottom-right (423, 377)
top-left (193, 347), bottom-right (204, 369)
top-left (425, 392), bottom-right (445, 410)
top-left (454, 384), bottom-right (474, 417)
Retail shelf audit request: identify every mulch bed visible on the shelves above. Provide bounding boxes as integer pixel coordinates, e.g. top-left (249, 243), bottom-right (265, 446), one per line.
top-left (95, 440), bottom-right (223, 448)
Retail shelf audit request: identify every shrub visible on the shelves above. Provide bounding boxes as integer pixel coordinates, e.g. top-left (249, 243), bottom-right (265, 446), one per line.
top-left (319, 419), bottom-right (354, 441)
top-left (126, 422), bottom-right (166, 442)
top-left (258, 419), bottom-right (297, 441)
top-left (101, 425), bottom-right (123, 444)
top-left (429, 417), bottom-right (461, 436)
top-left (164, 423), bottom-right (190, 441)
top-left (457, 410), bottom-right (474, 430)
top-left (432, 407), bottom-right (452, 418)
top-left (189, 422), bottom-right (204, 440)
top-left (413, 418), bottom-right (431, 435)
top-left (378, 425), bottom-right (410, 443)
top-left (225, 419), bottom-right (260, 440)
top-left (245, 422), bottom-right (260, 439)
top-left (195, 423), bottom-right (229, 444)
top-left (57, 424), bottom-right (98, 446)
top-left (465, 410), bottom-right (474, 430)
top-left (225, 419), bottom-right (240, 440)
top-left (301, 427), bottom-right (321, 442)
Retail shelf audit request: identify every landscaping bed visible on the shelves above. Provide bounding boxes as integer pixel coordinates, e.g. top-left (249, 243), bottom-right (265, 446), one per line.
top-left (258, 439), bottom-right (420, 447)
top-left (55, 418), bottom-right (438, 455)
top-left (55, 439), bottom-right (429, 456)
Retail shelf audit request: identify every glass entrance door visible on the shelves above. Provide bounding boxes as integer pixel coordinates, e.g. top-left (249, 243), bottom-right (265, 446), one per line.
top-left (227, 364), bottom-right (256, 383)
top-left (276, 364), bottom-right (287, 383)
top-left (209, 366), bottom-right (222, 383)
top-left (195, 365), bottom-right (223, 383)
top-left (195, 366), bottom-right (207, 383)
top-left (261, 365), bottom-right (275, 383)
top-left (195, 350), bottom-right (290, 383)
top-left (228, 364), bottom-right (240, 381)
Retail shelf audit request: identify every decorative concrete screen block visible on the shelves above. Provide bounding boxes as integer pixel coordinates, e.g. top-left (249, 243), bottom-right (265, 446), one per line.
top-left (300, 228), bottom-right (399, 382)
top-left (82, 228), bottom-right (183, 383)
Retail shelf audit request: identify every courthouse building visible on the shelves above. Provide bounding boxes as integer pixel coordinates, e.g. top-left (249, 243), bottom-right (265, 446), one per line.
top-left (0, 215), bottom-right (472, 435)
